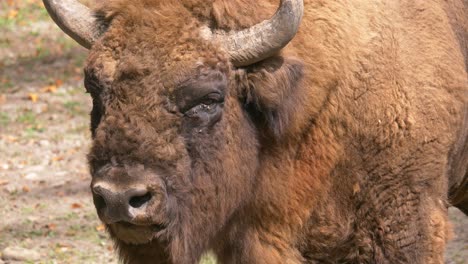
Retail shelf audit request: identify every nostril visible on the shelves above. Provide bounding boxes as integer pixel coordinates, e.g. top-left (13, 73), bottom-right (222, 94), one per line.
top-left (94, 195), bottom-right (106, 209)
top-left (93, 192), bottom-right (107, 211)
top-left (129, 192), bottom-right (152, 208)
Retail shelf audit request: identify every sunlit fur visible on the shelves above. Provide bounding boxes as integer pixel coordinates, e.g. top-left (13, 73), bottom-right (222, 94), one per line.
top-left (83, 0), bottom-right (467, 263)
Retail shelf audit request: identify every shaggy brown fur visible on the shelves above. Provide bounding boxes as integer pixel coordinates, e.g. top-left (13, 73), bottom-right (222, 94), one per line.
top-left (80, 0), bottom-right (468, 263)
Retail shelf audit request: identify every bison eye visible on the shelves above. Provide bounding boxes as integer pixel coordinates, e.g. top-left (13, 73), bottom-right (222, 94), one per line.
top-left (183, 93), bottom-right (224, 117)
top-left (199, 99), bottom-right (218, 111)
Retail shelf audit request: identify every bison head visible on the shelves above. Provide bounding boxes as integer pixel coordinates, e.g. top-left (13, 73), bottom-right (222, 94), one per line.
top-left (43, 0), bottom-right (303, 262)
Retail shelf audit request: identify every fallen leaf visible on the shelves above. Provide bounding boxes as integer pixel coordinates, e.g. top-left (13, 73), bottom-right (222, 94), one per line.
top-left (7, 0), bottom-right (14, 7)
top-left (40, 85), bottom-right (57, 93)
top-left (1, 135), bottom-right (18, 142)
top-left (71, 203), bottom-right (83, 209)
top-left (51, 156), bottom-right (64, 162)
top-left (7, 9), bottom-right (18, 19)
top-left (96, 224), bottom-right (105, 232)
top-left (55, 79), bottom-right (63, 87)
top-left (0, 180), bottom-right (9, 186)
top-left (22, 186), bottom-right (30, 192)
top-left (28, 93), bottom-right (38, 102)
top-left (0, 94), bottom-right (6, 104)
top-left (45, 223), bottom-right (57, 230)
top-left (34, 37), bottom-right (42, 45)
top-left (66, 148), bottom-right (77, 155)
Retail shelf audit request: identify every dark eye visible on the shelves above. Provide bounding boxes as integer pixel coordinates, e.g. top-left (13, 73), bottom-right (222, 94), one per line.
top-left (184, 93), bottom-right (223, 117)
top-left (199, 99), bottom-right (217, 109)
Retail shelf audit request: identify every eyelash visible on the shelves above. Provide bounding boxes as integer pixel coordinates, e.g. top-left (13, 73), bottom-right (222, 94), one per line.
top-left (185, 102), bottom-right (218, 116)
top-left (184, 95), bottom-right (223, 116)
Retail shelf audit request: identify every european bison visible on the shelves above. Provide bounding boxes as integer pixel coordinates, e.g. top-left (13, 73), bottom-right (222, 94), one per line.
top-left (43, 0), bottom-right (467, 263)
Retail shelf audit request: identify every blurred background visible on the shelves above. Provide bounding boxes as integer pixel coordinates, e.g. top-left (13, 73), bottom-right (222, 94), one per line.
top-left (0, 0), bottom-right (465, 263)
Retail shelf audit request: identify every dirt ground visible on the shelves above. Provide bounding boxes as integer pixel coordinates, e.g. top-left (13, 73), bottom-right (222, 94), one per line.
top-left (0, 1), bottom-right (466, 263)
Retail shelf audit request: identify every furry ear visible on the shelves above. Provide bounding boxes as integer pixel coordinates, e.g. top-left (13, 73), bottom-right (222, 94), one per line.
top-left (235, 56), bottom-right (305, 140)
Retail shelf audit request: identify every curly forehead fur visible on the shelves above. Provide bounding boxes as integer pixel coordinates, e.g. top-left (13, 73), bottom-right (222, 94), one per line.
top-left (90, 1), bottom-right (272, 90)
top-left (89, 0), bottom-right (277, 82)
top-left (94, 0), bottom-right (274, 29)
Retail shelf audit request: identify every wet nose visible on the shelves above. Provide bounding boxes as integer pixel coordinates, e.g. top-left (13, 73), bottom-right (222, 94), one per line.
top-left (92, 184), bottom-right (153, 224)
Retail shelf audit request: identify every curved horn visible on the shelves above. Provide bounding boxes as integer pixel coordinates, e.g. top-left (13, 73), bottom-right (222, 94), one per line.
top-left (42, 0), bottom-right (99, 49)
top-left (206, 0), bottom-right (304, 67)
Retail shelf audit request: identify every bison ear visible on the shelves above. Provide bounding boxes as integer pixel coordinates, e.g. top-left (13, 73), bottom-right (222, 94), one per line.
top-left (235, 56), bottom-right (305, 140)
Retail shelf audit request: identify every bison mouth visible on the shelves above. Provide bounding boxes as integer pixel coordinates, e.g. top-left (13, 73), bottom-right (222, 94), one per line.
top-left (109, 222), bottom-right (166, 245)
